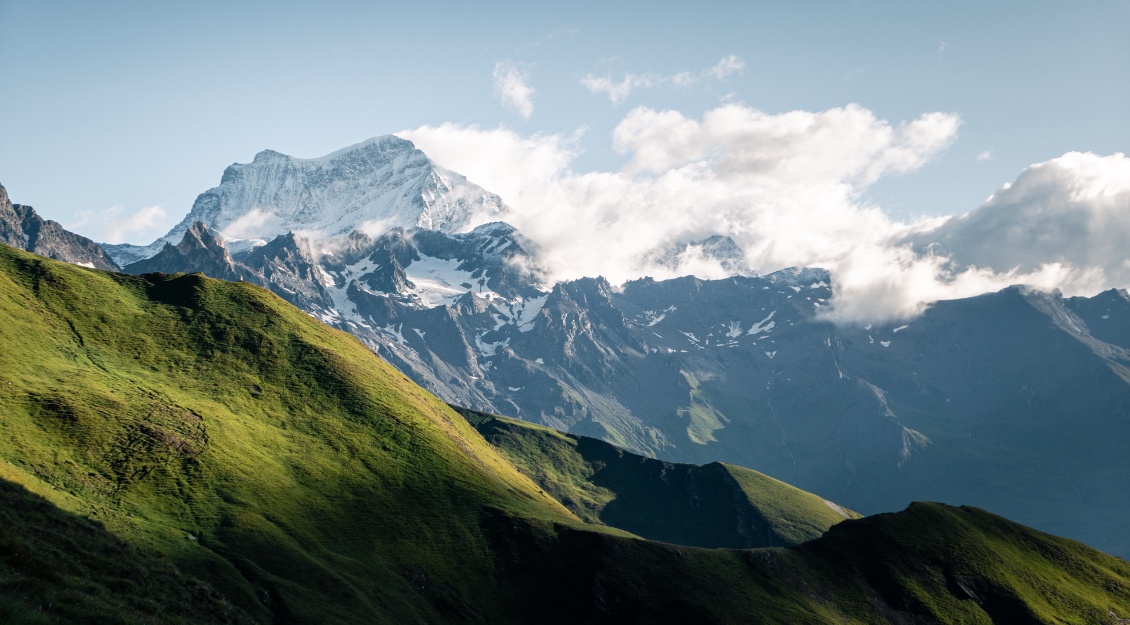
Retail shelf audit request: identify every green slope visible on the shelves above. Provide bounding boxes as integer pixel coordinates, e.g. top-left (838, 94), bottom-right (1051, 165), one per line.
top-left (787, 502), bottom-right (1130, 624)
top-left (456, 406), bottom-right (859, 548)
top-left (0, 478), bottom-right (253, 625)
top-left (0, 244), bottom-right (580, 623)
top-left (3, 243), bottom-right (1130, 624)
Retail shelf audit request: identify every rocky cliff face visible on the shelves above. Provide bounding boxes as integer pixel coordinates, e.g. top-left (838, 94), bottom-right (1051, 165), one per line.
top-left (0, 183), bottom-right (119, 271)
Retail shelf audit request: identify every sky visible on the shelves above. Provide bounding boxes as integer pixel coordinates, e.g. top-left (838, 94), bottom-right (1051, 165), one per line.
top-left (1, 1), bottom-right (1129, 320)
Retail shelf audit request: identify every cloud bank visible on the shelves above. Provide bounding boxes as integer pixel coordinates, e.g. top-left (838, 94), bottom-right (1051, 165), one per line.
top-left (69, 204), bottom-right (169, 245)
top-left (493, 61), bottom-right (535, 120)
top-left (581, 55), bottom-right (745, 104)
top-left (908, 150), bottom-right (1130, 287)
top-left (402, 105), bottom-right (1130, 323)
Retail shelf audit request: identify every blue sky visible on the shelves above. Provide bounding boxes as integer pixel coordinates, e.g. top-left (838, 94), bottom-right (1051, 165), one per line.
top-left (1, 0), bottom-right (1128, 303)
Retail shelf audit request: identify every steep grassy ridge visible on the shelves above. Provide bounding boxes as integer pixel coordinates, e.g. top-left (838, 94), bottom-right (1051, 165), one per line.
top-left (3, 244), bottom-right (1130, 624)
top-left (457, 407), bottom-right (858, 548)
top-left (0, 244), bottom-right (578, 623)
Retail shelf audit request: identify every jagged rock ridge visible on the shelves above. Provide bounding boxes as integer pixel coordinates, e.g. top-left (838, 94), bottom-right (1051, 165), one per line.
top-left (0, 183), bottom-right (119, 271)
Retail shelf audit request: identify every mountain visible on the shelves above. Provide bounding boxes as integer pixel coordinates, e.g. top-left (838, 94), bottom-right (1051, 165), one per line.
top-left (4, 245), bottom-right (1130, 624)
top-left (104, 136), bottom-right (506, 265)
top-left (455, 405), bottom-right (860, 548)
top-left (0, 183), bottom-right (118, 271)
top-left (102, 138), bottom-right (1130, 560)
top-left (650, 234), bottom-right (752, 275)
top-left (119, 212), bottom-right (1130, 560)
top-left (124, 221), bottom-right (244, 280)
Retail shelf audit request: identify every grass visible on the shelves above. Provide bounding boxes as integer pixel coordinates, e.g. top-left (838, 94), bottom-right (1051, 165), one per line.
top-left (0, 246), bottom-right (575, 623)
top-left (457, 406), bottom-right (858, 548)
top-left (3, 243), bottom-right (1130, 624)
top-left (0, 476), bottom-right (253, 625)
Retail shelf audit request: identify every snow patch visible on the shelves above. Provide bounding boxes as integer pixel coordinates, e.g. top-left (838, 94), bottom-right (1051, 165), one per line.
top-left (406, 253), bottom-right (497, 308)
top-left (383, 324), bottom-right (408, 345)
top-left (746, 310), bottom-right (776, 335)
top-left (474, 332), bottom-right (509, 356)
top-left (515, 294), bottom-right (548, 332)
top-left (316, 265), bottom-right (336, 288)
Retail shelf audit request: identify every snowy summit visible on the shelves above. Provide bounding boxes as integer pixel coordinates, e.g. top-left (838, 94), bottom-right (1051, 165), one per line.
top-left (105, 135), bottom-right (506, 265)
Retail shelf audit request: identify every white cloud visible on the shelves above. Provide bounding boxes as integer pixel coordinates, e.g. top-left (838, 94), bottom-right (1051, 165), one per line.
top-left (611, 104), bottom-right (960, 184)
top-left (906, 151), bottom-right (1130, 289)
top-left (581, 55), bottom-right (745, 104)
top-left (404, 109), bottom-right (1129, 324)
top-left (493, 61), bottom-right (535, 120)
top-left (220, 208), bottom-right (282, 240)
top-left (977, 150), bottom-right (992, 161)
top-left (405, 104), bottom-right (963, 320)
top-left (579, 73), bottom-right (656, 105)
top-left (709, 54), bottom-right (745, 79)
top-left (70, 204), bottom-right (169, 245)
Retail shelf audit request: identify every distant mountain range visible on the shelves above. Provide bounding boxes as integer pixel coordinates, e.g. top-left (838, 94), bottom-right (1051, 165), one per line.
top-left (72, 136), bottom-right (1130, 561)
top-left (6, 135), bottom-right (1130, 563)
top-left (3, 243), bottom-right (1130, 624)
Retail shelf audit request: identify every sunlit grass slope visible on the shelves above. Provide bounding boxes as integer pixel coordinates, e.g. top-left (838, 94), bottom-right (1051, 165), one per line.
top-left (0, 244), bottom-right (578, 623)
top-left (456, 406), bottom-right (859, 547)
top-left (3, 243), bottom-right (1130, 625)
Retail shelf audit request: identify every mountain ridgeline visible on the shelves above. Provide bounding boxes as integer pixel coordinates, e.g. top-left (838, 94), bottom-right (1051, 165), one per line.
top-left (454, 405), bottom-right (860, 549)
top-left (0, 183), bottom-right (118, 271)
top-left (6, 243), bottom-right (1130, 623)
top-left (95, 137), bottom-right (1130, 560)
top-left (117, 205), bottom-right (1130, 560)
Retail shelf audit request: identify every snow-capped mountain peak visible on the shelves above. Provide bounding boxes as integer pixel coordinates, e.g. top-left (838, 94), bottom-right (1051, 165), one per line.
top-left (105, 135), bottom-right (506, 265)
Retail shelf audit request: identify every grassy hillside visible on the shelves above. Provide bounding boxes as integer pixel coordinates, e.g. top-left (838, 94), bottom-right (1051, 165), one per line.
top-left (0, 244), bottom-right (581, 623)
top-left (2, 243), bottom-right (1130, 624)
top-left (456, 406), bottom-right (858, 548)
top-left (787, 502), bottom-right (1130, 624)
top-left (0, 477), bottom-right (253, 625)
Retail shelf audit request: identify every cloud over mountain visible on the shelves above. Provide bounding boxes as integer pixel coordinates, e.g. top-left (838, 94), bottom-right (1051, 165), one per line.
top-left (909, 151), bottom-right (1130, 282)
top-left (404, 107), bottom-right (1129, 322)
